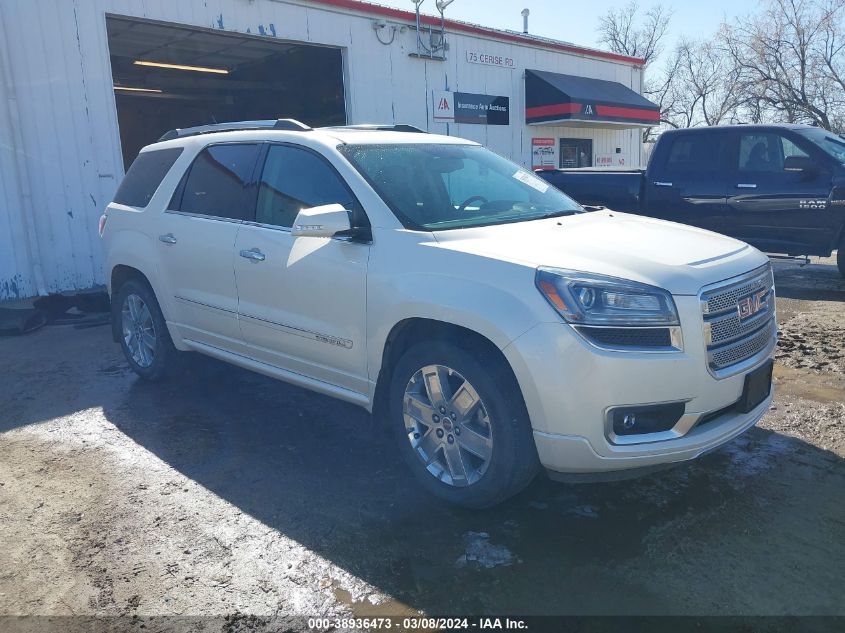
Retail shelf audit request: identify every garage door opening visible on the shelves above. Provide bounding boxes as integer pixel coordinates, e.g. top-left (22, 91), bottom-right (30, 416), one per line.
top-left (107, 15), bottom-right (347, 168)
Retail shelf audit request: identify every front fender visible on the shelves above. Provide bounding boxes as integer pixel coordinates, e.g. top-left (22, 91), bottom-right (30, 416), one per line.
top-left (366, 264), bottom-right (549, 381)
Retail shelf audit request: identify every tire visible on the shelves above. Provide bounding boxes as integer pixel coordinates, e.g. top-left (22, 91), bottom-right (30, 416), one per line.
top-left (113, 278), bottom-right (177, 381)
top-left (388, 340), bottom-right (540, 508)
top-left (838, 238), bottom-right (845, 278)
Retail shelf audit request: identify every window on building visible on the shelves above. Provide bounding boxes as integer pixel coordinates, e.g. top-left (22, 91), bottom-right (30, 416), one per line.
top-left (113, 148), bottom-right (183, 208)
top-left (256, 145), bottom-right (355, 228)
top-left (175, 144), bottom-right (260, 220)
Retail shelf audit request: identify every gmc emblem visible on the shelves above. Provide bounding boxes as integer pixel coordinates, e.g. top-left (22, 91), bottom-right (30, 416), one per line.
top-left (737, 289), bottom-right (768, 320)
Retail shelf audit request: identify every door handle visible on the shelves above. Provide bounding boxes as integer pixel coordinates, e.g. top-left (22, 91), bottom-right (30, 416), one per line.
top-left (736, 183), bottom-right (757, 189)
top-left (653, 181), bottom-right (673, 187)
top-left (239, 248), bottom-right (266, 262)
top-left (158, 233), bottom-right (177, 244)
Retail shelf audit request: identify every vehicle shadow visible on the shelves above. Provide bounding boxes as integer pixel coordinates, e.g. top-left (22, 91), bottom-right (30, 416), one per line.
top-left (102, 354), bottom-right (845, 616)
top-left (772, 260), bottom-right (845, 302)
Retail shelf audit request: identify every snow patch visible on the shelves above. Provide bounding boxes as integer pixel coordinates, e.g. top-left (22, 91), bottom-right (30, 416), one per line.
top-left (454, 532), bottom-right (518, 569)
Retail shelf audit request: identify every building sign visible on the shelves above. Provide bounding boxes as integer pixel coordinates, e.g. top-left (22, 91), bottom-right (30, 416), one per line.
top-left (531, 138), bottom-right (557, 170)
top-left (465, 50), bottom-right (516, 69)
top-left (433, 90), bottom-right (454, 121)
top-left (455, 92), bottom-right (509, 125)
top-left (432, 91), bottom-right (510, 125)
top-left (595, 153), bottom-right (629, 167)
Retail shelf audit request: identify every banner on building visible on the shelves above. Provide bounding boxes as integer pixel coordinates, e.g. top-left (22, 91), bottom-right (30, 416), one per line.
top-left (432, 91), bottom-right (510, 125)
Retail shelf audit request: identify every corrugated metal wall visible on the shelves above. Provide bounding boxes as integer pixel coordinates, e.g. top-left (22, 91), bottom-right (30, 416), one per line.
top-left (0, 0), bottom-right (644, 300)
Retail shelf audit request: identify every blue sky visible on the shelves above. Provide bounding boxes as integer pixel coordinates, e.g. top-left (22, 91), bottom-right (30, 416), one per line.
top-left (373, 0), bottom-right (761, 54)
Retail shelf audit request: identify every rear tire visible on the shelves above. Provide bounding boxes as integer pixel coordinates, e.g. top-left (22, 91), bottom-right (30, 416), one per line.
top-left (388, 341), bottom-right (539, 508)
top-left (113, 279), bottom-right (177, 381)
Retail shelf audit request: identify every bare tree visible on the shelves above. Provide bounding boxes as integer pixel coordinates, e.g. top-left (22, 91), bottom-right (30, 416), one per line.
top-left (597, 1), bottom-right (672, 66)
top-left (663, 39), bottom-right (745, 128)
top-left (721, 0), bottom-right (845, 131)
top-left (597, 2), bottom-right (673, 141)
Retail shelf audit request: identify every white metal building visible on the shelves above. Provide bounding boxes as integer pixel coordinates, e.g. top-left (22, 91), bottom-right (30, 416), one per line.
top-left (0, 0), bottom-right (655, 300)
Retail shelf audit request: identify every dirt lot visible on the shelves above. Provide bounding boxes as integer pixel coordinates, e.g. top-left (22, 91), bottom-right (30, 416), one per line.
top-left (1, 258), bottom-right (844, 630)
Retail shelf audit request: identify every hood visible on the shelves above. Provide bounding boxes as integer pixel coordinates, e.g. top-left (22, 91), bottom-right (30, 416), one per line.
top-left (432, 210), bottom-right (768, 295)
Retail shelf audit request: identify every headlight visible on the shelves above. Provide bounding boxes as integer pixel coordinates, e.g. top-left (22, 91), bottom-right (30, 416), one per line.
top-left (535, 267), bottom-right (679, 326)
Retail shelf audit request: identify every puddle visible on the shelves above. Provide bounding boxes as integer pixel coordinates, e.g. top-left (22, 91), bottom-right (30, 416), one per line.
top-left (773, 364), bottom-right (845, 404)
top-left (333, 587), bottom-right (420, 618)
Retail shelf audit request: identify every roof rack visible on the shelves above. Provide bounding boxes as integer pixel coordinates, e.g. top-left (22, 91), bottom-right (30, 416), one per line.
top-left (158, 118), bottom-right (311, 141)
top-left (320, 124), bottom-right (427, 134)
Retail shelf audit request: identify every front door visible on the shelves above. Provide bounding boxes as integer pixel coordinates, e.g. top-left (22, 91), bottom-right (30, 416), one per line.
top-left (233, 143), bottom-right (370, 395)
top-left (646, 131), bottom-right (730, 231)
top-left (560, 139), bottom-right (593, 168)
top-left (157, 143), bottom-right (261, 349)
top-left (724, 130), bottom-right (835, 254)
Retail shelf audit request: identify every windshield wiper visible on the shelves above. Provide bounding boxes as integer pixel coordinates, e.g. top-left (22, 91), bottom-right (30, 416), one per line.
top-left (535, 209), bottom-right (581, 219)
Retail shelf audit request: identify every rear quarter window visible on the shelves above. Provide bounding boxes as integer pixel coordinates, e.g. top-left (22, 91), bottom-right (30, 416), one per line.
top-left (113, 147), bottom-right (183, 208)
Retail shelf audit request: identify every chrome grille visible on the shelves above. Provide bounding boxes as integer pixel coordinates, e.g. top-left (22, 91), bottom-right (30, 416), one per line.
top-left (702, 267), bottom-right (773, 315)
top-left (707, 296), bottom-right (773, 345)
top-left (710, 319), bottom-right (776, 369)
top-left (700, 265), bottom-right (777, 376)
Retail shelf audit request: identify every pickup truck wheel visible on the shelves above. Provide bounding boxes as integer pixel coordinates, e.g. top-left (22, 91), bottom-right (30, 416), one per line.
top-left (838, 240), bottom-right (845, 278)
top-left (114, 279), bottom-right (175, 381)
top-left (389, 341), bottom-right (539, 508)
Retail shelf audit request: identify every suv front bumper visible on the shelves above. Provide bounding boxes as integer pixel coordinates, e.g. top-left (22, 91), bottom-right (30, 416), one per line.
top-left (502, 295), bottom-right (775, 475)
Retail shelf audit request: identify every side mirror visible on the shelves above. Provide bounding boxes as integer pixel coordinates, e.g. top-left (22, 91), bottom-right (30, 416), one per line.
top-left (291, 203), bottom-right (352, 238)
top-left (784, 155), bottom-right (817, 173)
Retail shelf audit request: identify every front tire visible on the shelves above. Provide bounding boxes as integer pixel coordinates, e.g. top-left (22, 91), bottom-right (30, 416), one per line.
top-left (389, 341), bottom-right (539, 508)
top-left (114, 279), bottom-right (176, 381)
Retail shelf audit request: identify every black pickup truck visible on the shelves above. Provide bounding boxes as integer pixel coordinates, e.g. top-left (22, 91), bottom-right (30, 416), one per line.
top-left (538, 124), bottom-right (845, 277)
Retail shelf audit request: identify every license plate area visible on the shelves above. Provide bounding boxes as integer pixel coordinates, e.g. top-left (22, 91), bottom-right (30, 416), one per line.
top-left (737, 359), bottom-right (773, 413)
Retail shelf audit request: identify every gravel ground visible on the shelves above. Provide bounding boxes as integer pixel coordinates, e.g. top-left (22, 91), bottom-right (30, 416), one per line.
top-left (0, 257), bottom-right (843, 631)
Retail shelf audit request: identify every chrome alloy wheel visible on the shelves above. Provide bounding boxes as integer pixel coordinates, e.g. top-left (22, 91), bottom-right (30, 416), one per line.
top-left (403, 364), bottom-right (494, 487)
top-left (121, 293), bottom-right (157, 368)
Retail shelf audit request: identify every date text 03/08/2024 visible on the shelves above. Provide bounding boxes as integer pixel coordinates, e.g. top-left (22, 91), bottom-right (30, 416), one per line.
top-left (307, 617), bottom-right (528, 630)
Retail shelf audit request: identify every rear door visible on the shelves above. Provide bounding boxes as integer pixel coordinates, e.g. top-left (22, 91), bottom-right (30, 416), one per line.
top-left (645, 131), bottom-right (730, 231)
top-left (233, 143), bottom-right (371, 396)
top-left (157, 143), bottom-right (261, 350)
top-left (724, 130), bottom-right (834, 254)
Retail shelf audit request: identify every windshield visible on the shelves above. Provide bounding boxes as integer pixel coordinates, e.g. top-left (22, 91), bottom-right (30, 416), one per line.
top-left (339, 143), bottom-right (583, 230)
top-left (797, 128), bottom-right (845, 163)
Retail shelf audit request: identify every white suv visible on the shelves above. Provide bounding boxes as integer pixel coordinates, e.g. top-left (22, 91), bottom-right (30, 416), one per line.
top-left (101, 119), bottom-right (777, 508)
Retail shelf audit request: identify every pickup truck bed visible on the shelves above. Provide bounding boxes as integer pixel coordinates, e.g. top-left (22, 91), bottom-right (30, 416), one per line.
top-left (540, 169), bottom-right (643, 213)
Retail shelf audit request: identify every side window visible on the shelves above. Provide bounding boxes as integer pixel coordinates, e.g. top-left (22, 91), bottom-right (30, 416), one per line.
top-left (175, 144), bottom-right (260, 220)
top-left (781, 137), bottom-right (809, 160)
top-left (737, 133), bottom-right (806, 172)
top-left (113, 148), bottom-right (183, 208)
top-left (256, 145), bottom-right (355, 228)
top-left (663, 134), bottom-right (727, 173)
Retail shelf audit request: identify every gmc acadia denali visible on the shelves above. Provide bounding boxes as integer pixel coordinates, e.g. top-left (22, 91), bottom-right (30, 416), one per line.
top-left (101, 119), bottom-right (777, 507)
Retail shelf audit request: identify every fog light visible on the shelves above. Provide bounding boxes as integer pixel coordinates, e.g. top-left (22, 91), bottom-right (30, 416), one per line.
top-left (610, 402), bottom-right (686, 437)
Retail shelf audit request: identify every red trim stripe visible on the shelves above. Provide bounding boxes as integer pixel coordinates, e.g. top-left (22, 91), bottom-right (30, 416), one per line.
top-left (595, 104), bottom-right (660, 121)
top-left (304, 0), bottom-right (646, 66)
top-left (525, 103), bottom-right (582, 118)
top-left (526, 102), bottom-right (660, 122)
